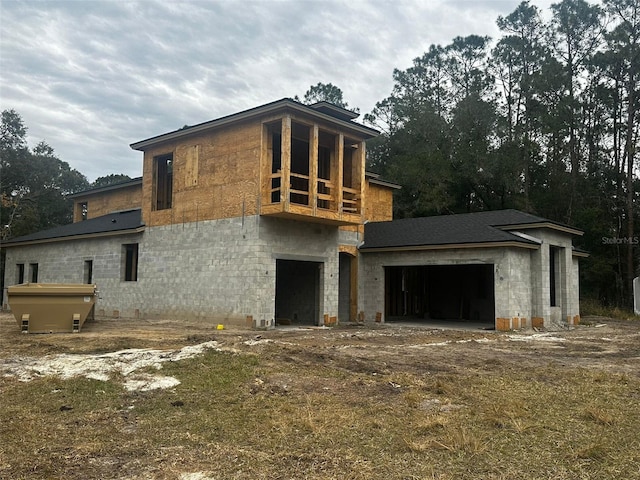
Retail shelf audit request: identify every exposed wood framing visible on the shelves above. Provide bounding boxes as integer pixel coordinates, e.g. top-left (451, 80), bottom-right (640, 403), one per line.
top-left (310, 124), bottom-right (319, 215)
top-left (336, 133), bottom-right (344, 217)
top-left (281, 116), bottom-right (291, 209)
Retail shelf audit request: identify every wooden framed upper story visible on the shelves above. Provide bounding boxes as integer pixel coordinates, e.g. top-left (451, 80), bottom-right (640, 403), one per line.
top-left (71, 99), bottom-right (398, 227)
top-left (69, 177), bottom-right (142, 222)
top-left (259, 112), bottom-right (369, 225)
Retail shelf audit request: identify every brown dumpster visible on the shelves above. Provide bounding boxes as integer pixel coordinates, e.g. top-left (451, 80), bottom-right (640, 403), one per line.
top-left (7, 283), bottom-right (97, 333)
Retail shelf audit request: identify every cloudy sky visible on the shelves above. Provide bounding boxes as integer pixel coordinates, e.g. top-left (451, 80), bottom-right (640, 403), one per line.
top-left (1, 0), bottom-right (553, 182)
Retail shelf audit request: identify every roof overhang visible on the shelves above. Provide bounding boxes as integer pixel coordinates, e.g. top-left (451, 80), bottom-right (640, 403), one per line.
top-left (498, 222), bottom-right (583, 236)
top-left (1, 226), bottom-right (145, 248)
top-left (308, 101), bottom-right (360, 120)
top-left (68, 177), bottom-right (143, 199)
top-left (130, 98), bottom-right (380, 151)
top-left (365, 171), bottom-right (401, 190)
top-left (359, 241), bottom-right (540, 253)
top-left (572, 248), bottom-right (590, 258)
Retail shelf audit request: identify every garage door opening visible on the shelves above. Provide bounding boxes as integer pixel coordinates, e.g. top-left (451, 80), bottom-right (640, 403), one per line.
top-left (385, 264), bottom-right (495, 327)
top-left (275, 259), bottom-right (321, 326)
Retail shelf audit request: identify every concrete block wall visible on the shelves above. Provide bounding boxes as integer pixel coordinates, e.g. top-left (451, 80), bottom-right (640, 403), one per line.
top-left (3, 215), bottom-right (344, 326)
top-left (3, 233), bottom-right (144, 315)
top-left (494, 249), bottom-right (532, 330)
top-left (569, 256), bottom-right (581, 325)
top-left (530, 243), bottom-right (550, 328)
top-left (527, 229), bottom-right (580, 329)
top-left (359, 247), bottom-right (532, 329)
top-left (258, 216), bottom-right (342, 322)
top-left (138, 215), bottom-right (271, 323)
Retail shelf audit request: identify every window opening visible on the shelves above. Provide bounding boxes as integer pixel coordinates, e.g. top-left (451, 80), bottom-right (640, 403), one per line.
top-left (84, 260), bottom-right (93, 284)
top-left (124, 244), bottom-right (139, 282)
top-left (29, 263), bottom-right (38, 283)
top-left (16, 263), bottom-right (25, 284)
top-left (317, 130), bottom-right (335, 210)
top-left (342, 139), bottom-right (360, 214)
top-left (153, 154), bottom-right (173, 210)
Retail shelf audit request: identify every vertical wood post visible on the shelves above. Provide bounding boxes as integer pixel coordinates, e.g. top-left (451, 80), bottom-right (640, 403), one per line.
top-left (310, 124), bottom-right (319, 213)
top-left (281, 115), bottom-right (291, 209)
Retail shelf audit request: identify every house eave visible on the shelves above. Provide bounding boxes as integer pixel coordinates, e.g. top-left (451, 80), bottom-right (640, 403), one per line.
top-left (68, 177), bottom-right (143, 199)
top-left (498, 222), bottom-right (583, 236)
top-left (359, 241), bottom-right (539, 253)
top-left (1, 226), bottom-right (146, 248)
top-left (130, 98), bottom-right (380, 151)
top-left (368, 178), bottom-right (402, 190)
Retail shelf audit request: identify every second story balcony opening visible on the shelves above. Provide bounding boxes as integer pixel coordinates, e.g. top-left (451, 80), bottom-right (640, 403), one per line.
top-left (317, 130), bottom-right (336, 211)
top-left (261, 114), bottom-right (366, 225)
top-left (291, 122), bottom-right (311, 206)
top-left (342, 137), bottom-right (361, 214)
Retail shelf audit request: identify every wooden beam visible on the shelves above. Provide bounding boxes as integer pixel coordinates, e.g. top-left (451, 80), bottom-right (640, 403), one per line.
top-left (260, 123), bottom-right (270, 207)
top-left (310, 124), bottom-right (319, 215)
top-left (281, 115), bottom-right (291, 210)
top-left (336, 133), bottom-right (344, 217)
top-left (358, 140), bottom-right (366, 220)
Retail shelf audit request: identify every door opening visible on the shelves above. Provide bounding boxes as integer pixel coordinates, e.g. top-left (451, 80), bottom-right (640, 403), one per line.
top-left (275, 259), bottom-right (321, 326)
top-left (339, 252), bottom-right (356, 322)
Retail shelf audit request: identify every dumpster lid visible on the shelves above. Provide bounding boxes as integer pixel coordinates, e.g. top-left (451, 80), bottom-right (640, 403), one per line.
top-left (7, 283), bottom-right (97, 296)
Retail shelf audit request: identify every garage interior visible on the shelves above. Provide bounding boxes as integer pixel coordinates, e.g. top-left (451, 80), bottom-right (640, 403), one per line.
top-left (385, 264), bottom-right (495, 327)
top-left (275, 259), bottom-right (321, 326)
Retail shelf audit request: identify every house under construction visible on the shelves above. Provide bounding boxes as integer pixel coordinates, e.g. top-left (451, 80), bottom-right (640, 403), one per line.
top-left (1, 98), bottom-right (586, 330)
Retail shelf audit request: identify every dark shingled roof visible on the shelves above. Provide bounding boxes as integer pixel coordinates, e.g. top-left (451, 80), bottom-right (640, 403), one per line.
top-left (2, 209), bottom-right (144, 247)
top-left (360, 209), bottom-right (582, 251)
top-left (68, 177), bottom-right (142, 199)
top-left (130, 98), bottom-right (379, 151)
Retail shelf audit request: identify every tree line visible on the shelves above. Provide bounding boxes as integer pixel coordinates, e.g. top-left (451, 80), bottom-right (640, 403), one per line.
top-left (0, 110), bottom-right (130, 240)
top-left (1, 0), bottom-right (638, 309)
top-left (363, 0), bottom-right (638, 309)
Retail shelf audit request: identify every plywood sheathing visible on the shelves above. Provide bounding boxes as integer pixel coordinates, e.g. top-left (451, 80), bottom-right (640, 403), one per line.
top-left (73, 184), bottom-right (142, 222)
top-left (135, 107), bottom-right (390, 229)
top-left (259, 112), bottom-right (372, 225)
top-left (142, 121), bottom-right (261, 227)
top-left (365, 182), bottom-right (394, 223)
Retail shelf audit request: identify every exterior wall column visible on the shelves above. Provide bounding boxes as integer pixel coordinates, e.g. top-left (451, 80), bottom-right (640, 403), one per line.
top-left (494, 249), bottom-right (532, 331)
top-left (566, 252), bottom-right (581, 325)
top-left (559, 246), bottom-right (570, 323)
top-left (531, 243), bottom-right (551, 329)
top-left (320, 248), bottom-right (340, 325)
top-left (493, 256), bottom-right (510, 326)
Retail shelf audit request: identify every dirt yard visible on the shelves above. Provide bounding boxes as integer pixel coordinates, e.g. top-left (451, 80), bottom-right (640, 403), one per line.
top-left (1, 312), bottom-right (639, 479)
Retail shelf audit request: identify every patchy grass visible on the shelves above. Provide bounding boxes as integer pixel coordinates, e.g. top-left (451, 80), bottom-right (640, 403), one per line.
top-left (580, 298), bottom-right (639, 320)
top-left (1, 315), bottom-right (640, 479)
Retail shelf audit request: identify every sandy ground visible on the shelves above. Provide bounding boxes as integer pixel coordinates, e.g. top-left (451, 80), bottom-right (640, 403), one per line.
top-left (2, 312), bottom-right (640, 480)
top-left (1, 312), bottom-right (639, 392)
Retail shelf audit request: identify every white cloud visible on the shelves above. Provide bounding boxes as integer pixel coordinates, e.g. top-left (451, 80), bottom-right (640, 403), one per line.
top-left (1, 0), bottom-right (552, 182)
